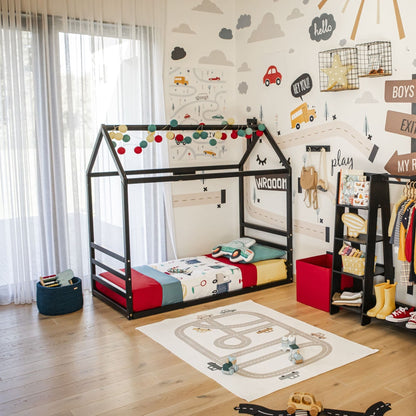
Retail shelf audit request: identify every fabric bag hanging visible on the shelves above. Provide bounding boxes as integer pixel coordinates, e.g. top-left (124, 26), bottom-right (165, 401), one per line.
top-left (300, 151), bottom-right (318, 209)
top-left (317, 148), bottom-right (328, 192)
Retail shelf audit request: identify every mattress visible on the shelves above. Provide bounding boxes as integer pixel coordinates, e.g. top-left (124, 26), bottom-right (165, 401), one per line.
top-left (96, 255), bottom-right (286, 313)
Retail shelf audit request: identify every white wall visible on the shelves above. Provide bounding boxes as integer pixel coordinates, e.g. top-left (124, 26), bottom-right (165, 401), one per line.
top-left (165, 0), bottom-right (416, 305)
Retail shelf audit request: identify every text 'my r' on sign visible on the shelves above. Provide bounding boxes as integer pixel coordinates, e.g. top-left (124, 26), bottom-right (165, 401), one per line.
top-left (385, 80), bottom-right (416, 103)
top-left (385, 110), bottom-right (416, 138)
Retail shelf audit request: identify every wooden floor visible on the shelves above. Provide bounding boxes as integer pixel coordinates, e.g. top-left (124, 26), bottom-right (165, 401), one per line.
top-left (0, 283), bottom-right (415, 416)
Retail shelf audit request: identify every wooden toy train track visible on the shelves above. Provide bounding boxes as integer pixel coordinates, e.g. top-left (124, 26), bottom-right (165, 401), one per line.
top-left (234, 400), bottom-right (391, 416)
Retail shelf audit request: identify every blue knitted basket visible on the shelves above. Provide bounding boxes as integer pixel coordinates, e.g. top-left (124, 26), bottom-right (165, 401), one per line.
top-left (36, 277), bottom-right (83, 316)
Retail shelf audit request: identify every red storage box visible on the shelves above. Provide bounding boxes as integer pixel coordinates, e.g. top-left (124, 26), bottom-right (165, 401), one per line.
top-left (296, 254), bottom-right (353, 312)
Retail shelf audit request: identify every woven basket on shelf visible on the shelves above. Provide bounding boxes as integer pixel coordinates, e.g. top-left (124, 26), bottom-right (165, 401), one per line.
top-left (341, 256), bottom-right (376, 276)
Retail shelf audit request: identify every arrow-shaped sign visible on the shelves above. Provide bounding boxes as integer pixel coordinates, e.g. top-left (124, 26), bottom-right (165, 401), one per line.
top-left (384, 150), bottom-right (416, 176)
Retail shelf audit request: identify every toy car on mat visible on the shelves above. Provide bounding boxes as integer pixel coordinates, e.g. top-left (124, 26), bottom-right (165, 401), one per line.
top-left (287, 392), bottom-right (323, 416)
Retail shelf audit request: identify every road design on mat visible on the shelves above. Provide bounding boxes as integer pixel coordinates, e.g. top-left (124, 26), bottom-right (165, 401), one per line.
top-left (174, 310), bottom-right (332, 379)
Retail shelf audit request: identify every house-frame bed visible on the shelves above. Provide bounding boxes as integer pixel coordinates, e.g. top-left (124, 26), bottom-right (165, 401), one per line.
top-left (86, 118), bottom-right (293, 319)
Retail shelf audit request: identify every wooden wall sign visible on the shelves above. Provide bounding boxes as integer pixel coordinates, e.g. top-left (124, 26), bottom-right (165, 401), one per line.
top-left (255, 174), bottom-right (287, 191)
top-left (385, 80), bottom-right (416, 103)
top-left (385, 110), bottom-right (416, 138)
top-left (384, 150), bottom-right (416, 176)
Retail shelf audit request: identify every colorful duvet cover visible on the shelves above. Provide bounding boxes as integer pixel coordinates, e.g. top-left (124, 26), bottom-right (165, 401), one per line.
top-left (97, 255), bottom-right (286, 313)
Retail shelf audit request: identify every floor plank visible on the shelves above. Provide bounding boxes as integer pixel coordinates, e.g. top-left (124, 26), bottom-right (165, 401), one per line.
top-left (0, 283), bottom-right (415, 415)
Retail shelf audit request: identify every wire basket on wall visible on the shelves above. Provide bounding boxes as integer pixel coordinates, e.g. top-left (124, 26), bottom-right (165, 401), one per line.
top-left (319, 47), bottom-right (359, 92)
top-left (356, 41), bottom-right (392, 77)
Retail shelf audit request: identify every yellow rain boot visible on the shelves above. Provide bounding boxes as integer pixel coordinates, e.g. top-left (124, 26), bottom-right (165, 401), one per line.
top-left (367, 280), bottom-right (390, 317)
top-left (376, 282), bottom-right (397, 320)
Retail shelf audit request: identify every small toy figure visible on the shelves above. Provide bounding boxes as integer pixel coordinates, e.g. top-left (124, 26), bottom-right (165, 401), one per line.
top-left (222, 356), bottom-right (239, 375)
top-left (280, 336), bottom-right (290, 351)
top-left (289, 344), bottom-right (304, 364)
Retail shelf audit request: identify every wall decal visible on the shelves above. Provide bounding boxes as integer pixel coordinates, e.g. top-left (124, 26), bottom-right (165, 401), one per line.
top-left (290, 102), bottom-right (316, 129)
top-left (172, 190), bottom-right (226, 208)
top-left (385, 80), bottom-right (416, 103)
top-left (248, 13), bottom-right (285, 43)
top-left (254, 174), bottom-right (287, 191)
top-left (309, 13), bottom-right (336, 42)
top-left (256, 155), bottom-right (267, 166)
top-left (219, 28), bottom-right (233, 40)
top-left (385, 110), bottom-right (416, 138)
top-left (384, 151), bottom-right (416, 176)
top-left (244, 180), bottom-right (327, 241)
top-left (331, 149), bottom-right (353, 176)
top-left (192, 0), bottom-right (223, 14)
top-left (277, 120), bottom-right (379, 162)
top-left (238, 82), bottom-right (248, 94)
top-left (236, 14), bottom-right (251, 29)
top-left (319, 0), bottom-right (405, 40)
top-left (238, 62), bottom-right (251, 72)
top-left (199, 50), bottom-right (234, 66)
top-left (263, 65), bottom-right (282, 87)
top-left (287, 8), bottom-right (304, 20)
top-left (355, 91), bottom-right (378, 104)
top-left (171, 47), bottom-right (186, 60)
top-left (291, 73), bottom-right (313, 100)
top-left (172, 24), bottom-right (196, 34)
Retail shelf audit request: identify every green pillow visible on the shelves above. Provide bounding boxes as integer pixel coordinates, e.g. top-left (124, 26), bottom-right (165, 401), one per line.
top-left (244, 243), bottom-right (286, 263)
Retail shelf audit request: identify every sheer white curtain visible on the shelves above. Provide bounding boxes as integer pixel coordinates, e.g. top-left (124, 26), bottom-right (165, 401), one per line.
top-left (0, 0), bottom-right (174, 304)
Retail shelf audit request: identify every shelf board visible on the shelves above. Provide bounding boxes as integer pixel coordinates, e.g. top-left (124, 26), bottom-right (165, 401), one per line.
top-left (334, 234), bottom-right (384, 244)
top-left (332, 264), bottom-right (385, 279)
top-left (331, 304), bottom-right (363, 314)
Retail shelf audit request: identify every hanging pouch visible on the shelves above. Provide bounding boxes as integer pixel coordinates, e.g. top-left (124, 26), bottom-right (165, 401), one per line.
top-left (300, 165), bottom-right (318, 209)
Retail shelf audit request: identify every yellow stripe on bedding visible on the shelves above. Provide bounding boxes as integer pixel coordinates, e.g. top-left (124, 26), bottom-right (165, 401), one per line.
top-left (253, 258), bottom-right (287, 285)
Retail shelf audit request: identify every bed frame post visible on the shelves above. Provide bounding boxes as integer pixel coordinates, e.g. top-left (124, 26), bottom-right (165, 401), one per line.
top-left (122, 177), bottom-right (133, 319)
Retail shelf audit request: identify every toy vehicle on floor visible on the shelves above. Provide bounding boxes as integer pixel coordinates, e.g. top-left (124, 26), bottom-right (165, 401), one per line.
top-left (287, 392), bottom-right (323, 416)
top-left (222, 356), bottom-right (239, 375)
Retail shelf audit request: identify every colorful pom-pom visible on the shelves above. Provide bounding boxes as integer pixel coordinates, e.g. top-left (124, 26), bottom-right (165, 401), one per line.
top-left (109, 131), bottom-right (116, 139)
top-left (221, 132), bottom-right (227, 140)
top-left (245, 127), bottom-right (253, 135)
top-left (200, 131), bottom-right (208, 139)
top-left (209, 139), bottom-right (217, 146)
top-left (148, 124), bottom-right (156, 132)
top-left (184, 136), bottom-right (192, 144)
top-left (227, 118), bottom-right (235, 125)
top-left (193, 131), bottom-right (200, 139)
top-left (122, 134), bottom-right (131, 142)
top-left (166, 131), bottom-right (175, 140)
top-left (170, 119), bottom-right (178, 127)
top-left (238, 129), bottom-right (245, 137)
top-left (140, 140), bottom-right (148, 148)
top-left (134, 146), bottom-right (142, 154)
top-left (258, 123), bottom-right (266, 131)
top-left (118, 124), bottom-right (128, 133)
top-left (155, 135), bottom-right (163, 143)
top-left (112, 140), bottom-right (117, 147)
top-left (176, 134), bottom-right (184, 142)
top-left (246, 134), bottom-right (252, 139)
top-left (147, 132), bottom-right (155, 142)
top-left (115, 132), bottom-right (123, 140)
top-left (214, 131), bottom-right (222, 139)
top-left (117, 147), bottom-right (126, 155)
top-left (231, 130), bottom-right (238, 139)
top-left (256, 130), bottom-right (263, 137)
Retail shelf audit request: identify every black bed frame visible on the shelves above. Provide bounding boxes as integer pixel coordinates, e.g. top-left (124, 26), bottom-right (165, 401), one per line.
top-left (86, 118), bottom-right (293, 319)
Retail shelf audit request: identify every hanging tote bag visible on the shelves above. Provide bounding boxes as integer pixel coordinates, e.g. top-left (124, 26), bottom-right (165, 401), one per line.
top-left (300, 165), bottom-right (318, 209)
top-left (317, 148), bottom-right (328, 192)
